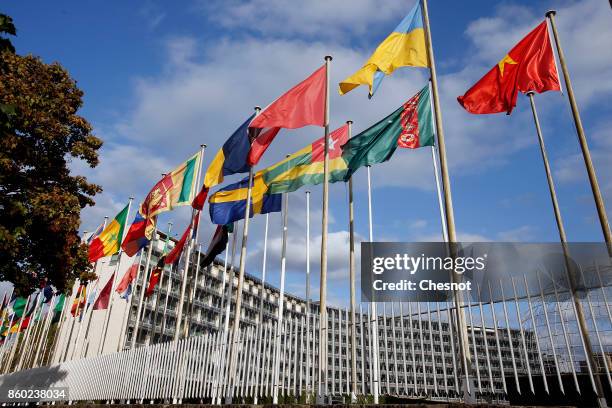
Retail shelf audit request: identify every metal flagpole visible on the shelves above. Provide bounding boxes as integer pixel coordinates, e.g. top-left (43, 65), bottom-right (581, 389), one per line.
top-left (526, 91), bottom-right (607, 407)
top-left (31, 295), bottom-right (57, 368)
top-left (184, 243), bottom-right (202, 338)
top-left (305, 191), bottom-right (311, 401)
top-left (78, 216), bottom-right (108, 358)
top-left (254, 213), bottom-right (269, 405)
top-left (317, 54), bottom-right (332, 405)
top-left (421, 1), bottom-right (473, 401)
top-left (227, 105), bottom-right (260, 399)
top-left (218, 221), bottom-right (239, 404)
top-left (366, 165), bottom-right (380, 403)
top-left (175, 144), bottom-right (206, 341)
top-left (98, 197), bottom-right (134, 355)
top-left (546, 10), bottom-right (611, 253)
top-left (131, 225), bottom-right (158, 350)
top-left (146, 222), bottom-right (173, 345)
top-left (273, 191), bottom-right (290, 404)
top-left (117, 249), bottom-right (146, 351)
top-left (346, 120), bottom-right (358, 403)
top-left (16, 292), bottom-right (42, 370)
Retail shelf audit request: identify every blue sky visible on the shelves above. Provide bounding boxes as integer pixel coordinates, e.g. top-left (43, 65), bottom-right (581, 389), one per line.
top-left (4, 0), bottom-right (612, 307)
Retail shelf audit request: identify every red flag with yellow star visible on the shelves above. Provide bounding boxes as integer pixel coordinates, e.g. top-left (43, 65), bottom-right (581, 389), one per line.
top-left (457, 21), bottom-right (560, 115)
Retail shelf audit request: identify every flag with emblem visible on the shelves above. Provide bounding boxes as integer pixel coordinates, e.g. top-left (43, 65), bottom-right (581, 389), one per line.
top-left (262, 124), bottom-right (350, 194)
top-left (341, 85), bottom-right (434, 180)
top-left (121, 151), bottom-right (201, 255)
top-left (457, 20), bottom-right (560, 115)
top-left (88, 204), bottom-right (130, 262)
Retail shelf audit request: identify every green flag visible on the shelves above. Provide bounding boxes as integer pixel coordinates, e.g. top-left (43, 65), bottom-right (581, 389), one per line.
top-left (11, 297), bottom-right (27, 318)
top-left (341, 85), bottom-right (434, 181)
top-left (52, 294), bottom-right (65, 323)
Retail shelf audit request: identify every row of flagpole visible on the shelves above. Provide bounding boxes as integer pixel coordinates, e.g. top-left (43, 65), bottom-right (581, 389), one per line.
top-left (1, 4), bottom-right (609, 407)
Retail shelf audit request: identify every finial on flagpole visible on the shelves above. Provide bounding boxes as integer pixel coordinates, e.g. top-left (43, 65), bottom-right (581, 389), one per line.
top-left (545, 9), bottom-right (556, 17)
top-left (254, 106), bottom-right (261, 112)
top-left (325, 55), bottom-right (333, 61)
top-left (201, 144), bottom-right (207, 148)
top-left (346, 120), bottom-right (353, 125)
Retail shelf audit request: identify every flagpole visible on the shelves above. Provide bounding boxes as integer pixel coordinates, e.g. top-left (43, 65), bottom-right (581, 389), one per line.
top-left (147, 222), bottom-right (173, 345)
top-left (273, 191), bottom-right (289, 404)
top-left (546, 10), bottom-right (612, 254)
top-left (366, 166), bottom-right (380, 404)
top-left (130, 222), bottom-right (157, 350)
top-left (174, 144), bottom-right (206, 341)
top-left (80, 216), bottom-right (108, 357)
top-left (317, 54), bottom-right (332, 404)
top-left (253, 213), bottom-right (269, 405)
top-left (227, 107), bottom-right (260, 402)
top-left (16, 293), bottom-right (42, 370)
top-left (69, 280), bottom-right (92, 360)
top-left (346, 121), bottom-right (358, 403)
top-left (116, 248), bottom-right (145, 352)
top-left (32, 295), bottom-right (57, 367)
top-left (98, 197), bottom-right (133, 355)
top-left (185, 243), bottom-right (202, 338)
top-left (305, 191), bottom-right (311, 402)
top-left (421, 0), bottom-right (473, 401)
top-left (526, 91), bottom-right (607, 407)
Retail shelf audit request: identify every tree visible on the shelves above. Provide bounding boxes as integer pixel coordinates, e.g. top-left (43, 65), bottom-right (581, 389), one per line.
top-left (0, 15), bottom-right (102, 295)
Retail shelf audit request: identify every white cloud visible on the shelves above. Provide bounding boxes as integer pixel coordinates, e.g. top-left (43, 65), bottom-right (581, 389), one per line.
top-left (198, 0), bottom-right (407, 39)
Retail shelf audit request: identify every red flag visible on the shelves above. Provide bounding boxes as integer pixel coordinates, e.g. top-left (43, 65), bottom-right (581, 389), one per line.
top-left (116, 260), bottom-right (139, 294)
top-left (93, 273), bottom-right (114, 310)
top-left (248, 64), bottom-right (327, 166)
top-left (164, 221), bottom-right (192, 265)
top-left (192, 187), bottom-right (209, 210)
top-left (457, 21), bottom-right (560, 115)
top-left (145, 262), bottom-right (163, 298)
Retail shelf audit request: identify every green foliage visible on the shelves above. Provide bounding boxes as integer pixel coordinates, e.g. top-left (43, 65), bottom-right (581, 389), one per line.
top-left (0, 19), bottom-right (102, 294)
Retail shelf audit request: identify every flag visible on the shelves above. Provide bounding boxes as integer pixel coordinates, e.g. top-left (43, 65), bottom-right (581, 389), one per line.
top-left (145, 259), bottom-right (164, 298)
top-left (116, 258), bottom-right (140, 294)
top-left (209, 173), bottom-right (282, 225)
top-left (262, 124), bottom-right (350, 194)
top-left (52, 294), bottom-right (65, 323)
top-left (193, 115), bottom-right (255, 210)
top-left (139, 151), bottom-right (201, 221)
top-left (42, 285), bottom-right (54, 303)
top-left (202, 225), bottom-right (230, 267)
top-left (88, 204), bottom-right (130, 262)
top-left (85, 221), bottom-right (105, 245)
top-left (457, 21), bottom-right (560, 115)
top-left (164, 219), bottom-right (193, 265)
top-left (122, 151), bottom-right (201, 255)
top-left (92, 273), bottom-right (114, 310)
top-left (341, 85), bottom-right (434, 180)
top-left (10, 297), bottom-right (27, 318)
top-left (339, 1), bottom-right (428, 97)
top-left (121, 213), bottom-right (154, 257)
top-left (248, 64), bottom-right (327, 166)
top-left (85, 283), bottom-right (98, 312)
top-left (120, 284), bottom-right (132, 301)
top-left (70, 285), bottom-right (86, 317)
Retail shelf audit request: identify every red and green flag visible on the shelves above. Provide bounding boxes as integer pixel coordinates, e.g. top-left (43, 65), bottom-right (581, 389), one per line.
top-left (341, 84), bottom-right (433, 180)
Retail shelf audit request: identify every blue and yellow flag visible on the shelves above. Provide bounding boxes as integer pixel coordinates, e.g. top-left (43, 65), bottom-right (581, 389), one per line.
top-left (208, 172), bottom-right (282, 225)
top-left (339, 1), bottom-right (428, 97)
top-left (203, 114), bottom-right (254, 190)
